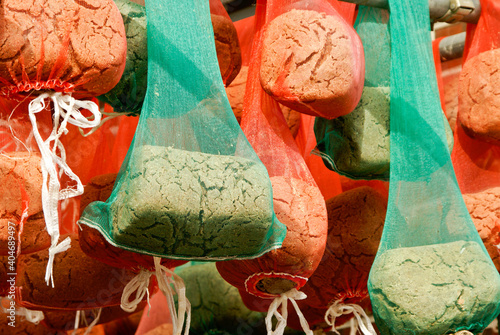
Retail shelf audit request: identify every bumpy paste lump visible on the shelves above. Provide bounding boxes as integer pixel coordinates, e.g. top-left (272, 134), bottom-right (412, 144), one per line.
top-left (111, 145), bottom-right (278, 259)
top-left (369, 241), bottom-right (500, 335)
top-left (260, 9), bottom-right (363, 119)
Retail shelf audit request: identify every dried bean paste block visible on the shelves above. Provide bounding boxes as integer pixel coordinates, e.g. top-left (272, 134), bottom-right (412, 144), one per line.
top-left (260, 8), bottom-right (364, 119)
top-left (79, 0), bottom-right (285, 261)
top-left (369, 241), bottom-right (500, 335)
top-left (105, 145), bottom-right (277, 259)
top-left (458, 48), bottom-right (500, 145)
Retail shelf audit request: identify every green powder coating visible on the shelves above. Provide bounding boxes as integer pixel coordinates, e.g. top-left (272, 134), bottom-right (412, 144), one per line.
top-left (177, 263), bottom-right (267, 334)
top-left (98, 0), bottom-right (147, 116)
top-left (111, 145), bottom-right (277, 259)
top-left (369, 241), bottom-right (500, 335)
top-left (315, 86), bottom-right (454, 181)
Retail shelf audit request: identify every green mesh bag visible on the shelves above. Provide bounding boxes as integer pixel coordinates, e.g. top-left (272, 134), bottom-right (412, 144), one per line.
top-left (367, 0), bottom-right (500, 334)
top-left (78, 0), bottom-right (286, 260)
top-left (313, 6), bottom-right (391, 181)
top-left (314, 6), bottom-right (453, 181)
top-left (98, 0), bottom-right (147, 117)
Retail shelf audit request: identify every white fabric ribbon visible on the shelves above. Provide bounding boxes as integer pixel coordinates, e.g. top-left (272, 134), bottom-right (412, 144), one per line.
top-left (265, 288), bottom-right (313, 335)
top-left (153, 257), bottom-right (191, 335)
top-left (120, 269), bottom-right (152, 313)
top-left (28, 92), bottom-right (101, 287)
top-left (325, 300), bottom-right (376, 335)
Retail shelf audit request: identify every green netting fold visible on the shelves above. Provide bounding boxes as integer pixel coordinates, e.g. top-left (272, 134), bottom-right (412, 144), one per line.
top-left (98, 0), bottom-right (147, 117)
top-left (79, 0), bottom-right (286, 261)
top-left (367, 0), bottom-right (500, 334)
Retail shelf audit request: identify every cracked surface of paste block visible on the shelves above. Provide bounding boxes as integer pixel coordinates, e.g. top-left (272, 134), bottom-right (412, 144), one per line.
top-left (260, 9), bottom-right (363, 118)
top-left (301, 186), bottom-right (385, 309)
top-left (369, 240), bottom-right (500, 335)
top-left (111, 145), bottom-right (276, 258)
top-left (178, 263), bottom-right (266, 334)
top-left (79, 173), bottom-right (186, 270)
top-left (459, 48), bottom-right (500, 145)
top-left (463, 187), bottom-right (500, 271)
top-left (211, 14), bottom-right (242, 86)
top-left (0, 152), bottom-right (50, 254)
top-left (16, 234), bottom-right (138, 310)
top-left (0, 0), bottom-right (127, 98)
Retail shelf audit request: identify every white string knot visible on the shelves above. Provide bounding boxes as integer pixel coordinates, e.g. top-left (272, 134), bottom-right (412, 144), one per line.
top-left (45, 236), bottom-right (71, 287)
top-left (325, 300), bottom-right (376, 335)
top-left (120, 269), bottom-right (152, 313)
top-left (265, 288), bottom-right (313, 335)
top-left (71, 308), bottom-right (103, 335)
top-left (153, 257), bottom-right (191, 335)
top-left (28, 92), bottom-right (101, 287)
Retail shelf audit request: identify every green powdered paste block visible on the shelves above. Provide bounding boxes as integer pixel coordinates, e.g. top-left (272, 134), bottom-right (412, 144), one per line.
top-left (369, 240), bottom-right (500, 335)
top-left (99, 0), bottom-right (147, 116)
top-left (111, 145), bottom-right (277, 259)
top-left (177, 263), bottom-right (267, 334)
top-left (314, 87), bottom-right (454, 181)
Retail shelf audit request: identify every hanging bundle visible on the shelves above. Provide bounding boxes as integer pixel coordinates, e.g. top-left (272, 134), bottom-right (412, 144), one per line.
top-left (217, 1), bottom-right (328, 334)
top-left (451, 0), bottom-right (500, 273)
top-left (259, 0), bottom-right (364, 119)
top-left (296, 187), bottom-right (385, 334)
top-left (79, 0), bottom-right (285, 261)
top-left (0, 0), bottom-right (128, 285)
top-left (367, 0), bottom-right (500, 334)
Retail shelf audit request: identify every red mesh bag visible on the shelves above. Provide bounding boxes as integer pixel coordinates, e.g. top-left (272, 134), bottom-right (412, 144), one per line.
top-left (452, 0), bottom-right (500, 272)
top-left (294, 113), bottom-right (342, 200)
top-left (227, 15), bottom-right (302, 136)
top-left (0, 99), bottom-right (51, 256)
top-left (259, 0), bottom-right (364, 119)
top-left (216, 2), bottom-right (328, 333)
top-left (0, 0), bottom-right (127, 285)
top-left (134, 292), bottom-right (173, 335)
top-left (299, 186), bottom-right (385, 334)
top-left (432, 37), bottom-right (447, 116)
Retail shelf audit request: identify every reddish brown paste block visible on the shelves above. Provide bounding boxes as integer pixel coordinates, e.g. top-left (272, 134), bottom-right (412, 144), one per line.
top-left (463, 187), bottom-right (500, 271)
top-left (0, 0), bottom-right (127, 98)
top-left (459, 49), bottom-right (500, 145)
top-left (260, 9), bottom-right (363, 119)
top-left (16, 234), bottom-right (138, 310)
top-left (300, 186), bottom-right (386, 308)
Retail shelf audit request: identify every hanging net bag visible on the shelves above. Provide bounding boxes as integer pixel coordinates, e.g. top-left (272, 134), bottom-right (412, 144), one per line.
top-left (79, 0), bottom-right (285, 261)
top-left (452, 0), bottom-right (500, 273)
top-left (216, 1), bottom-right (328, 334)
top-left (0, 0), bottom-right (127, 285)
top-left (367, 0), bottom-right (500, 334)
